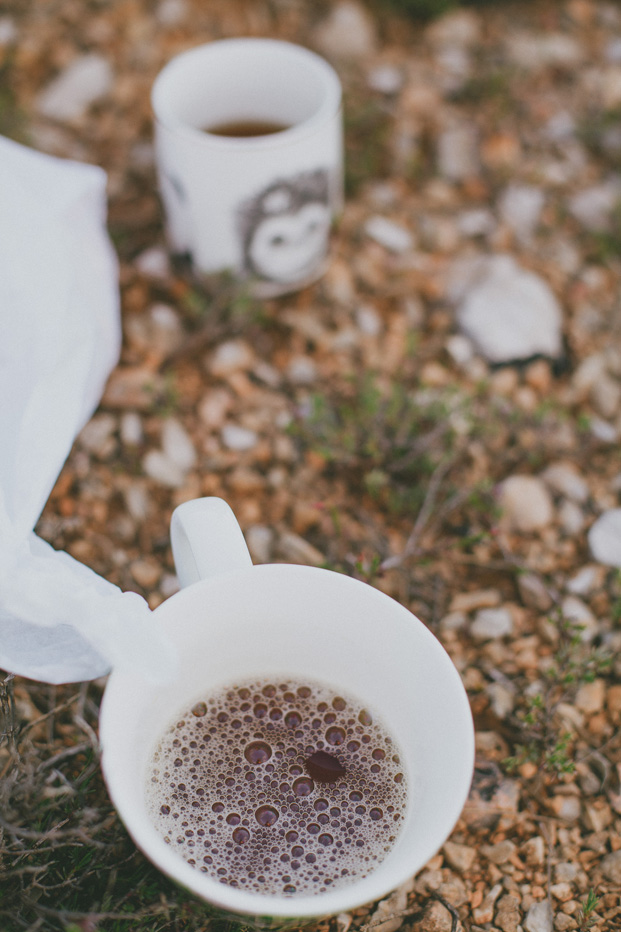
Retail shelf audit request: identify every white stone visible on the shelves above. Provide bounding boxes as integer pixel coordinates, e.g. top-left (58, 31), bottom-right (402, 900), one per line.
top-left (364, 216), bottom-right (413, 254)
top-left (524, 900), bottom-right (553, 932)
top-left (602, 850), bottom-right (621, 884)
top-left (590, 417), bottom-right (619, 443)
top-left (123, 483), bottom-right (152, 521)
top-left (313, 0), bottom-right (376, 60)
top-left (0, 17), bottom-right (17, 45)
top-left (160, 573), bottom-right (180, 598)
top-left (543, 110), bottom-right (576, 142)
top-left (79, 413), bottom-right (117, 456)
top-left (221, 424), bottom-right (258, 452)
top-left (245, 526), bottom-right (274, 564)
top-left (356, 304), bottom-right (383, 337)
top-left (208, 340), bottom-right (255, 376)
top-left (458, 207), bottom-right (496, 237)
top-left (607, 38), bottom-right (621, 63)
top-left (367, 878), bottom-right (414, 932)
top-left (588, 509), bottom-right (621, 567)
top-left (445, 333), bottom-right (474, 367)
top-left (368, 64), bottom-right (403, 95)
top-left (591, 374), bottom-right (621, 419)
top-left (487, 682), bottom-right (515, 719)
top-left (146, 303), bottom-right (185, 355)
top-left (286, 357), bottom-right (318, 385)
top-left (134, 246), bottom-right (170, 279)
top-left (437, 123), bottom-right (480, 180)
top-left (36, 54), bottom-right (113, 122)
top-left (542, 461), bottom-right (589, 503)
top-left (507, 32), bottom-right (583, 70)
top-left (162, 418), bottom-right (197, 472)
top-left (498, 184), bottom-right (545, 244)
top-left (199, 388), bottom-right (233, 428)
top-left (558, 500), bottom-right (585, 536)
top-left (561, 595), bottom-right (599, 641)
top-left (569, 179), bottom-right (621, 232)
top-left (498, 475), bottom-right (554, 532)
top-left (427, 9), bottom-right (481, 47)
top-left (277, 532), bottom-right (324, 567)
top-left (120, 412), bottom-right (143, 447)
top-left (143, 450), bottom-right (186, 488)
top-left (565, 564), bottom-right (603, 596)
top-left (156, 0), bottom-right (188, 26)
top-left (470, 607), bottom-right (514, 641)
top-left (454, 255), bottom-right (563, 362)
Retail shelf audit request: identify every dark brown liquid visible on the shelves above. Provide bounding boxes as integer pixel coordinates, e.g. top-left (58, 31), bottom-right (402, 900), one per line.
top-left (146, 677), bottom-right (407, 897)
top-left (204, 119), bottom-right (291, 138)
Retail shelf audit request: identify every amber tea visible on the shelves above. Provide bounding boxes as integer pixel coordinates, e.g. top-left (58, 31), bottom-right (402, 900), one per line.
top-left (204, 119), bottom-right (291, 138)
top-left (146, 677), bottom-right (408, 897)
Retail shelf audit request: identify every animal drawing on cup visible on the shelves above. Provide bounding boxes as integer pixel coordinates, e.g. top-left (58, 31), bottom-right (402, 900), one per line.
top-left (238, 169), bottom-right (332, 286)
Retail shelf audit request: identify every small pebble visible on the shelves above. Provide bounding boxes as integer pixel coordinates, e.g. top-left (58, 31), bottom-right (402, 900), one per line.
top-left (588, 509), bottom-right (621, 566)
top-left (364, 215), bottom-right (414, 254)
top-left (470, 607), bottom-right (514, 641)
top-left (220, 424), bottom-right (259, 452)
top-left (161, 418), bottom-right (197, 472)
top-left (498, 475), bottom-right (554, 532)
top-left (36, 53), bottom-right (113, 121)
top-left (524, 900), bottom-right (554, 932)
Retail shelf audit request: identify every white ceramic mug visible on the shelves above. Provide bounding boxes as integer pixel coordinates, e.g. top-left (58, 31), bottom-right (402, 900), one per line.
top-left (99, 498), bottom-right (474, 927)
top-left (151, 39), bottom-right (343, 297)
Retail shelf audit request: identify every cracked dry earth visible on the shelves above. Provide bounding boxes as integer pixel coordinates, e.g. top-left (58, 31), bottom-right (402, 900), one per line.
top-left (2, 0), bottom-right (621, 930)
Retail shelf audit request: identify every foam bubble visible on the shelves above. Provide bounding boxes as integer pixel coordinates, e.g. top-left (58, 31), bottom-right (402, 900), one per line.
top-left (146, 677), bottom-right (408, 897)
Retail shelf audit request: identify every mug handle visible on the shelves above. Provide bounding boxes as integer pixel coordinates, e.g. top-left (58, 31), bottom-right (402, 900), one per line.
top-left (170, 497), bottom-right (253, 589)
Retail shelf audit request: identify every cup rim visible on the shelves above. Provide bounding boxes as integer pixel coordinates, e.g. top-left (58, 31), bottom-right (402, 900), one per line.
top-left (100, 563), bottom-right (475, 920)
top-left (151, 37), bottom-right (343, 149)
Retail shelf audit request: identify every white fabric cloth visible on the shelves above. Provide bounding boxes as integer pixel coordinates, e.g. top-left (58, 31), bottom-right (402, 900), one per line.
top-left (0, 136), bottom-right (170, 683)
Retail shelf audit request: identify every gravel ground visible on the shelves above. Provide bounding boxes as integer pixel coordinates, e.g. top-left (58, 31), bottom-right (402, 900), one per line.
top-left (1, 0), bottom-right (621, 930)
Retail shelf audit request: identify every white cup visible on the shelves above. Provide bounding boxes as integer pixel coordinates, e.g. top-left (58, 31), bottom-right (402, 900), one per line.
top-left (151, 39), bottom-right (343, 297)
top-left (99, 498), bottom-right (474, 927)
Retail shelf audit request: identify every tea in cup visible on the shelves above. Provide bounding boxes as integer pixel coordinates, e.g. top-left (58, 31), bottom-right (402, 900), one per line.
top-left (151, 39), bottom-right (343, 297)
top-left (99, 497), bottom-right (474, 926)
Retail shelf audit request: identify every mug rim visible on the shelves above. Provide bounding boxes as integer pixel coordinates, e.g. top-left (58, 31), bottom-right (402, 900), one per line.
top-left (100, 563), bottom-right (475, 920)
top-left (151, 37), bottom-right (343, 150)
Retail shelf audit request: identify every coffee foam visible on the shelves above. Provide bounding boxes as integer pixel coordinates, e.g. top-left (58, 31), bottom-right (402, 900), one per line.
top-left (146, 678), bottom-right (407, 897)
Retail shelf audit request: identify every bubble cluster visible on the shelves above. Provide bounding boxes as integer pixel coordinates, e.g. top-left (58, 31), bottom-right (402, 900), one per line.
top-left (146, 678), bottom-right (407, 897)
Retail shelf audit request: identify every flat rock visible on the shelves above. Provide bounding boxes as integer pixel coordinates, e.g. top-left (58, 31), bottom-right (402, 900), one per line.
top-left (364, 216), bottom-right (414, 254)
top-left (313, 0), bottom-right (376, 60)
top-left (142, 449), bottom-right (187, 488)
top-left (470, 607), bottom-right (514, 641)
top-left (277, 532), bottom-right (324, 566)
top-left (602, 849), bottom-right (621, 884)
top-left (162, 418), bottom-right (197, 472)
top-left (568, 179), bottom-right (621, 232)
top-left (452, 255), bottom-right (563, 362)
top-left (524, 901), bottom-right (553, 932)
top-left (36, 53), bottom-right (113, 121)
top-left (366, 877), bottom-right (414, 932)
top-left (498, 184), bottom-right (545, 244)
top-left (221, 423), bottom-right (258, 452)
top-left (442, 840), bottom-right (476, 872)
top-left (507, 32), bottom-right (583, 70)
top-left (427, 9), bottom-right (481, 47)
top-left (542, 461), bottom-right (589, 503)
top-left (208, 339), bottom-right (255, 377)
top-left (561, 595), bottom-right (599, 641)
top-left (588, 509), bottom-right (621, 567)
top-left (498, 474), bottom-right (555, 532)
top-left (495, 894), bottom-right (521, 932)
top-left (437, 123), bottom-right (480, 180)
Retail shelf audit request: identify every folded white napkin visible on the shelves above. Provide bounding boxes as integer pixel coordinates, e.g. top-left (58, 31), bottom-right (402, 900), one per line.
top-left (0, 136), bottom-right (169, 684)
